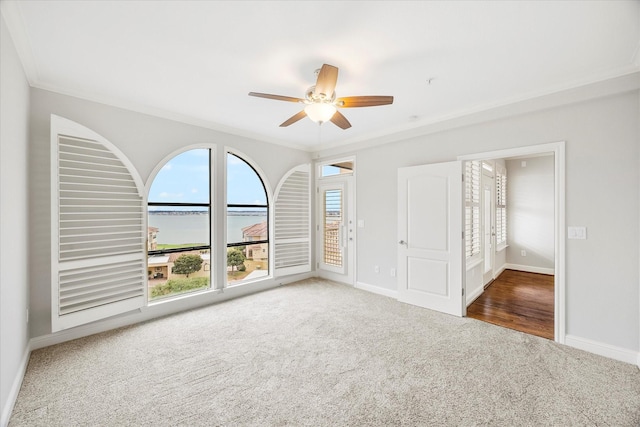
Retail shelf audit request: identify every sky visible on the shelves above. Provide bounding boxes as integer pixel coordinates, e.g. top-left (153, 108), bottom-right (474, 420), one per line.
top-left (148, 149), bottom-right (267, 207)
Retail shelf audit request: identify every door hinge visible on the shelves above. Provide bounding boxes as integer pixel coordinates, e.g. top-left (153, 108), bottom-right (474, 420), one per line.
top-left (462, 287), bottom-right (465, 296)
top-left (462, 231), bottom-right (465, 240)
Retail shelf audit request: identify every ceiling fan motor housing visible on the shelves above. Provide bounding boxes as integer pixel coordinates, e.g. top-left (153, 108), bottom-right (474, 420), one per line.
top-left (305, 86), bottom-right (336, 105)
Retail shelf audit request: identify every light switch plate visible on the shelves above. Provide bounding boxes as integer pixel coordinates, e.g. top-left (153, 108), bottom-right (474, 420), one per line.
top-left (357, 219), bottom-right (365, 228)
top-left (568, 226), bottom-right (587, 239)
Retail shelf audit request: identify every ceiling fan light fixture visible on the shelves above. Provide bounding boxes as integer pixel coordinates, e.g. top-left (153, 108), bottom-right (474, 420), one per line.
top-left (304, 102), bottom-right (337, 124)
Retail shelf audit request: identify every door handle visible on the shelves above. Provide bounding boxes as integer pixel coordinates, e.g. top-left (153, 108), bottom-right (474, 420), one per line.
top-left (399, 240), bottom-right (407, 245)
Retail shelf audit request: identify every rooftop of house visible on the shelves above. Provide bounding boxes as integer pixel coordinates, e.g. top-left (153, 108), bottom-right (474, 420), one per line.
top-left (242, 221), bottom-right (267, 238)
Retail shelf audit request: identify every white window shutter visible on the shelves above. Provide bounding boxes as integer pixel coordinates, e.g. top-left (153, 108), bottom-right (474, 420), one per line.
top-left (465, 161), bottom-right (481, 260)
top-left (495, 165), bottom-right (507, 246)
top-left (273, 164), bottom-right (311, 276)
top-left (51, 115), bottom-right (146, 331)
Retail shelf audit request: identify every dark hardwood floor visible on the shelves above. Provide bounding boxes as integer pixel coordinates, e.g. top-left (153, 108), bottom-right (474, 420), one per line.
top-left (467, 269), bottom-right (554, 340)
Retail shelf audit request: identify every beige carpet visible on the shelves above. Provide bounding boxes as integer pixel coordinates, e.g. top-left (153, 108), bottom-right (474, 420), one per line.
top-left (9, 278), bottom-right (640, 426)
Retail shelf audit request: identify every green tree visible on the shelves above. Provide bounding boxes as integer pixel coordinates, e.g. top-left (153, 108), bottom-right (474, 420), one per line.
top-left (171, 254), bottom-right (203, 278)
top-left (227, 248), bottom-right (246, 271)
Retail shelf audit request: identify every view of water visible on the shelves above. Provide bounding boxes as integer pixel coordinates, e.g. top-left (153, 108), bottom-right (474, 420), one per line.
top-left (148, 211), bottom-right (267, 245)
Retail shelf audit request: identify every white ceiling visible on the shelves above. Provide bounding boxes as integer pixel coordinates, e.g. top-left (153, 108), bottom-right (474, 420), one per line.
top-left (3, 1), bottom-right (639, 151)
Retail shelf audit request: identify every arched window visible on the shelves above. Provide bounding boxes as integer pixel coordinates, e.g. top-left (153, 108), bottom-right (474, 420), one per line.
top-left (147, 148), bottom-right (212, 300)
top-left (226, 152), bottom-right (269, 285)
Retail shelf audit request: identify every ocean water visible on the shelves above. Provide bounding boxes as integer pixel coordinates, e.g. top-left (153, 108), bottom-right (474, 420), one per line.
top-left (148, 212), bottom-right (267, 245)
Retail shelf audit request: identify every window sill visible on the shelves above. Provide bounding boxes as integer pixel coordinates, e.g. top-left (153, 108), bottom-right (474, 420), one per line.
top-left (147, 287), bottom-right (221, 307)
top-left (227, 274), bottom-right (273, 288)
top-left (496, 244), bottom-right (508, 252)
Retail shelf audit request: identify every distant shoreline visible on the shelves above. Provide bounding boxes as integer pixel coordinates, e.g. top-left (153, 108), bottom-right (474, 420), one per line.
top-left (149, 211), bottom-right (265, 216)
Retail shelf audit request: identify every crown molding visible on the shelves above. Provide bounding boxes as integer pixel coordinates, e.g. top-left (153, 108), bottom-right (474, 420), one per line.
top-left (0, 1), bottom-right (39, 84)
top-left (313, 69), bottom-right (640, 159)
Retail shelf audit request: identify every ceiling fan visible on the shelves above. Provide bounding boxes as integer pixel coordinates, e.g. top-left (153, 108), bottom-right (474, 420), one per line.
top-left (249, 64), bottom-right (393, 129)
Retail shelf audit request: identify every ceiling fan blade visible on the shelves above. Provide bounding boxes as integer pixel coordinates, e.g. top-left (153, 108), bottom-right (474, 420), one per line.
top-left (330, 110), bottom-right (352, 130)
top-left (249, 92), bottom-right (303, 103)
top-left (336, 96), bottom-right (394, 108)
top-left (279, 110), bottom-right (307, 127)
top-left (314, 64), bottom-right (339, 99)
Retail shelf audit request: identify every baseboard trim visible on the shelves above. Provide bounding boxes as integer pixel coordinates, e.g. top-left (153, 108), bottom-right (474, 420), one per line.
top-left (466, 285), bottom-right (484, 307)
top-left (504, 263), bottom-right (554, 275)
top-left (355, 281), bottom-right (398, 299)
top-left (1, 344), bottom-right (30, 427)
top-left (565, 335), bottom-right (639, 366)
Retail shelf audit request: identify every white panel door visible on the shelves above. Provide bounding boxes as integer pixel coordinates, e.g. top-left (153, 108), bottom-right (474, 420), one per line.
top-left (397, 161), bottom-right (465, 316)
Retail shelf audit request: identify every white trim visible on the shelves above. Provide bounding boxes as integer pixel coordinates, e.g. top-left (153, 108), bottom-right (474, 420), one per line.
top-left (503, 263), bottom-right (555, 276)
top-left (458, 141), bottom-right (565, 344)
top-left (0, 344), bottom-right (30, 427)
top-left (494, 264), bottom-right (507, 279)
top-left (0, 1), bottom-right (39, 84)
top-left (466, 284), bottom-right (484, 307)
top-left (316, 156), bottom-right (356, 179)
top-left (565, 335), bottom-right (639, 366)
top-left (355, 281), bottom-right (398, 299)
top-left (465, 258), bottom-right (483, 271)
top-left (314, 71), bottom-right (640, 156)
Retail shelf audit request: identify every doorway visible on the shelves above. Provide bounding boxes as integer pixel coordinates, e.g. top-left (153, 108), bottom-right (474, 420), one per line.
top-left (459, 142), bottom-right (564, 343)
top-left (316, 159), bottom-right (355, 285)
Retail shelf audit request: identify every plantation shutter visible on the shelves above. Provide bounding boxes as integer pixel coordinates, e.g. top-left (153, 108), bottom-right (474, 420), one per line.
top-left (51, 115), bottom-right (146, 332)
top-left (495, 165), bottom-right (507, 246)
top-left (273, 164), bottom-right (311, 276)
top-left (465, 160), bottom-right (481, 261)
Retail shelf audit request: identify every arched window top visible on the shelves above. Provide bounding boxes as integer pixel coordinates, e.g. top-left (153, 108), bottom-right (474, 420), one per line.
top-left (227, 152), bottom-right (268, 206)
top-left (149, 148), bottom-right (210, 205)
top-left (226, 151), bottom-right (270, 284)
top-left (147, 147), bottom-right (213, 301)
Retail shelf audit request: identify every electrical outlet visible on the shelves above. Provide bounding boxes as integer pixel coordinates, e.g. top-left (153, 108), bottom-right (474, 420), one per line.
top-left (374, 265), bottom-right (380, 273)
top-left (521, 250), bottom-right (527, 257)
top-left (568, 226), bottom-right (587, 240)
top-left (390, 268), bottom-right (396, 277)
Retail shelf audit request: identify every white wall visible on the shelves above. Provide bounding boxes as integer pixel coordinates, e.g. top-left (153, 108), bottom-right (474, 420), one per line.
top-left (330, 85), bottom-right (639, 353)
top-left (28, 88), bottom-right (312, 338)
top-left (505, 155), bottom-right (555, 272)
top-left (0, 13), bottom-right (31, 425)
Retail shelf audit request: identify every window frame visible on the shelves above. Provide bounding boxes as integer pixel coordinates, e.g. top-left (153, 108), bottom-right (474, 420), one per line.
top-left (317, 156), bottom-right (356, 179)
top-left (225, 149), bottom-right (272, 286)
top-left (145, 146), bottom-right (216, 303)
